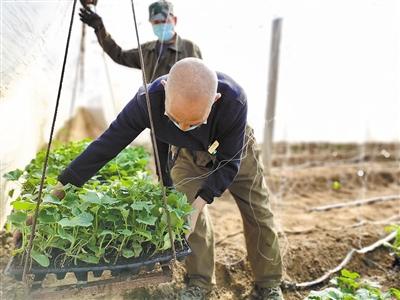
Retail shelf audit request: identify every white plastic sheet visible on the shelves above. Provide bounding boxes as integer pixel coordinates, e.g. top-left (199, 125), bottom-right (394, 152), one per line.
top-left (0, 1), bottom-right (108, 227)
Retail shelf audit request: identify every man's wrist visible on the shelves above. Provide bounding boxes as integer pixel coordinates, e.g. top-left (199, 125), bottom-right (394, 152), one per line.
top-left (187, 197), bottom-right (206, 235)
top-left (94, 22), bottom-right (104, 32)
top-left (196, 188), bottom-right (214, 204)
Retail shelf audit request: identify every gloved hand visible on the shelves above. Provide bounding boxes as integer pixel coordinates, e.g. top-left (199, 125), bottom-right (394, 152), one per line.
top-left (79, 7), bottom-right (104, 31)
top-left (80, 0), bottom-right (98, 8)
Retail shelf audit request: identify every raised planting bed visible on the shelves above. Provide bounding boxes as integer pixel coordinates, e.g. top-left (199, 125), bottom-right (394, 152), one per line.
top-left (3, 140), bottom-right (192, 280)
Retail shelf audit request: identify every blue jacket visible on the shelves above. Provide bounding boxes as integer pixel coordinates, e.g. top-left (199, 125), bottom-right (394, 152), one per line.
top-left (58, 72), bottom-right (248, 204)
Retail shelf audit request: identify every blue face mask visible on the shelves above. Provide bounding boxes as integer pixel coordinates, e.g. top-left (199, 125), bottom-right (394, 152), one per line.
top-left (152, 23), bottom-right (175, 42)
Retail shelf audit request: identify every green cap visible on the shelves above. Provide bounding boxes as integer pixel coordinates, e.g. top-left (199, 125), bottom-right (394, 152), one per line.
top-left (149, 1), bottom-right (174, 21)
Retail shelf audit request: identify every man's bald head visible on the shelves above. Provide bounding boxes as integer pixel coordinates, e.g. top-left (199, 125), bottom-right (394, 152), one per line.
top-left (163, 58), bottom-right (221, 131)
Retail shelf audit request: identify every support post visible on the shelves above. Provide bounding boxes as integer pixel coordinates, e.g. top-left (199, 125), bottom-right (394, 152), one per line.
top-left (262, 18), bottom-right (283, 173)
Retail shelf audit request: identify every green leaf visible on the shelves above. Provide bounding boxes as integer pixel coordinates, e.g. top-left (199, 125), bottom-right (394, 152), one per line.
top-left (8, 189), bottom-right (15, 198)
top-left (38, 208), bottom-right (60, 224)
top-left (161, 211), bottom-right (179, 227)
top-left (119, 208), bottom-right (129, 221)
top-left (131, 201), bottom-right (153, 211)
top-left (31, 250), bottom-right (50, 267)
top-left (341, 269), bottom-right (360, 280)
top-left (78, 253), bottom-right (100, 264)
top-left (389, 288), bottom-right (400, 299)
top-left (40, 225), bottom-right (55, 236)
top-left (122, 249), bottom-right (135, 258)
top-left (58, 212), bottom-right (93, 227)
top-left (101, 195), bottom-right (118, 205)
top-left (136, 229), bottom-right (152, 240)
top-left (3, 169), bottom-right (23, 181)
top-left (136, 215), bottom-right (157, 226)
top-left (95, 247), bottom-right (105, 257)
top-left (57, 227), bottom-right (75, 243)
top-left (80, 192), bottom-right (101, 204)
top-left (121, 179), bottom-right (133, 188)
top-left (49, 239), bottom-right (68, 251)
top-left (43, 194), bottom-right (61, 205)
top-left (105, 214), bottom-right (119, 222)
top-left (7, 211), bottom-right (27, 225)
top-left (71, 206), bottom-right (81, 217)
top-left (167, 193), bottom-right (179, 206)
top-left (46, 177), bottom-right (58, 186)
top-left (61, 192), bottom-right (80, 208)
top-left (99, 230), bottom-right (114, 237)
top-left (307, 288), bottom-right (342, 300)
top-left (12, 200), bottom-right (36, 211)
top-left (118, 229), bottom-right (133, 236)
top-left (78, 201), bottom-right (91, 213)
top-left (132, 242), bottom-right (142, 257)
top-left (161, 233), bottom-right (172, 251)
top-left (90, 206), bottom-right (101, 215)
top-left (354, 288), bottom-right (371, 299)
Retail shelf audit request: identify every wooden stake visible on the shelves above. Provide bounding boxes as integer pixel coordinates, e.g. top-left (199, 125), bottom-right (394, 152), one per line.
top-left (263, 18), bottom-right (283, 173)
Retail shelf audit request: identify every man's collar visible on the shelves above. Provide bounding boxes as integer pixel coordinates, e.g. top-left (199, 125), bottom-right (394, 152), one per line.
top-left (147, 34), bottom-right (182, 52)
top-left (167, 34), bottom-right (181, 51)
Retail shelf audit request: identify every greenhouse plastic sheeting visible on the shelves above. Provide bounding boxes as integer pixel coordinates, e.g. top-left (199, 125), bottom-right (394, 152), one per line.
top-left (0, 2), bottom-right (110, 228)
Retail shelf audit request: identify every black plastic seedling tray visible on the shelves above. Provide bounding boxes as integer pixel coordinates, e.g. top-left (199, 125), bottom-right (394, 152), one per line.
top-left (4, 239), bottom-right (191, 282)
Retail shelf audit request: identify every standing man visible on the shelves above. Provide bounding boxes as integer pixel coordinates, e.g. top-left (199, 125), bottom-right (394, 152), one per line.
top-left (79, 0), bottom-right (202, 82)
top-left (56, 58), bottom-right (283, 300)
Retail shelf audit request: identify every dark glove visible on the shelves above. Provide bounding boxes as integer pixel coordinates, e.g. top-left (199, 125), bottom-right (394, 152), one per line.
top-left (79, 7), bottom-right (104, 31)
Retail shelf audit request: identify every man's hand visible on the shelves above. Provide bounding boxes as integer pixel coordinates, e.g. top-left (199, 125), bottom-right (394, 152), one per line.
top-left (79, 7), bottom-right (104, 31)
top-left (186, 196), bottom-right (207, 240)
top-left (79, 0), bottom-right (98, 7)
top-left (51, 181), bottom-right (65, 200)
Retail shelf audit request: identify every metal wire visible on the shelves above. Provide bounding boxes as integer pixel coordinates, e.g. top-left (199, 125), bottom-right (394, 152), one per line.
top-left (129, 0), bottom-right (177, 263)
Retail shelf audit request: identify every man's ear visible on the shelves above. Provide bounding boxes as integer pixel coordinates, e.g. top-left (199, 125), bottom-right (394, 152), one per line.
top-left (162, 80), bottom-right (169, 107)
top-left (214, 93), bottom-right (222, 102)
top-left (161, 79), bottom-right (168, 94)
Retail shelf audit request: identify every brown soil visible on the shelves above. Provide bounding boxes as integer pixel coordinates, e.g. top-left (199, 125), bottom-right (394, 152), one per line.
top-left (1, 112), bottom-right (399, 299)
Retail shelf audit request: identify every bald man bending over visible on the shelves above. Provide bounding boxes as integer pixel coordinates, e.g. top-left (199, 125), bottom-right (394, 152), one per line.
top-left (57, 58), bottom-right (283, 300)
